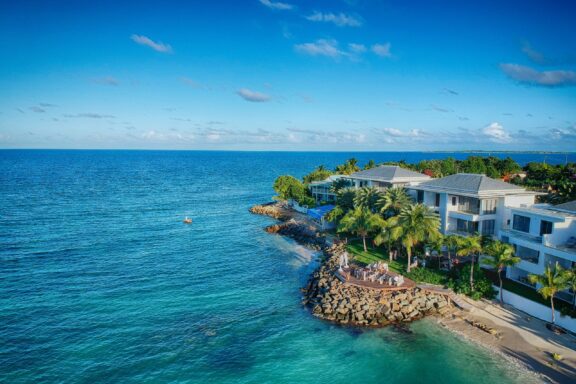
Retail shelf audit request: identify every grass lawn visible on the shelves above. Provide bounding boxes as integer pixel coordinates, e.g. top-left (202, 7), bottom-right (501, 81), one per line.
top-left (484, 270), bottom-right (575, 317)
top-left (346, 239), bottom-right (405, 273)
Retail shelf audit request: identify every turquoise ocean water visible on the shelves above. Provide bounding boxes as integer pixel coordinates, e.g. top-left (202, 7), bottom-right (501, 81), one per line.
top-left (3, 150), bottom-right (570, 383)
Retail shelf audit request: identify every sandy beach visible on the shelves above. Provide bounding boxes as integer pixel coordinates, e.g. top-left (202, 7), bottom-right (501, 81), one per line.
top-left (438, 297), bottom-right (576, 383)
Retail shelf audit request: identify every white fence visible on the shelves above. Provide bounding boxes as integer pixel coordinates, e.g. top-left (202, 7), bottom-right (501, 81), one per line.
top-left (495, 286), bottom-right (576, 333)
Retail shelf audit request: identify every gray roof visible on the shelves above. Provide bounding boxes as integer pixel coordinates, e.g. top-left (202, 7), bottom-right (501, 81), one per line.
top-left (553, 200), bottom-right (576, 214)
top-left (413, 173), bottom-right (527, 196)
top-left (349, 166), bottom-right (430, 182)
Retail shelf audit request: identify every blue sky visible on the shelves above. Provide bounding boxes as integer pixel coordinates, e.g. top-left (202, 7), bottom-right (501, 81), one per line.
top-left (1, 0), bottom-right (575, 150)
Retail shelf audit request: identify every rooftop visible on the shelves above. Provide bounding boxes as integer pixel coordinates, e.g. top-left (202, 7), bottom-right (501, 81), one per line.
top-left (412, 173), bottom-right (531, 197)
top-left (553, 200), bottom-right (576, 214)
top-left (348, 165), bottom-right (430, 182)
top-left (308, 175), bottom-right (343, 186)
top-left (509, 201), bottom-right (576, 220)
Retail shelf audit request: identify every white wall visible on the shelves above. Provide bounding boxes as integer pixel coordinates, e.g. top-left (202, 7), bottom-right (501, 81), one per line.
top-left (547, 218), bottom-right (576, 246)
top-left (494, 286), bottom-right (576, 333)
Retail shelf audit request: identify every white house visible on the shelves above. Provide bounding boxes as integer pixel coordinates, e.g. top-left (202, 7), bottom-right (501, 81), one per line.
top-left (500, 200), bottom-right (576, 303)
top-left (309, 166), bottom-right (430, 204)
top-left (406, 173), bottom-right (540, 237)
top-left (309, 175), bottom-right (344, 204)
top-left (347, 165), bottom-right (431, 190)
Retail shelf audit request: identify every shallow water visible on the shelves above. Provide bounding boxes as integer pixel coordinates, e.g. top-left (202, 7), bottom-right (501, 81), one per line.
top-left (0, 150), bottom-right (550, 383)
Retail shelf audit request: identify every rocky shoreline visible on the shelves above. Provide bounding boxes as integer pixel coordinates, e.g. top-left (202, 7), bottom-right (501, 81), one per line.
top-left (251, 203), bottom-right (454, 327)
top-left (251, 203), bottom-right (327, 250)
top-left (302, 244), bottom-right (453, 327)
top-left (251, 203), bottom-right (576, 382)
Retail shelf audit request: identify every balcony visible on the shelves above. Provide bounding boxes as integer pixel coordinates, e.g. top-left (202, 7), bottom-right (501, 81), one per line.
top-left (543, 235), bottom-right (576, 256)
top-left (500, 228), bottom-right (542, 245)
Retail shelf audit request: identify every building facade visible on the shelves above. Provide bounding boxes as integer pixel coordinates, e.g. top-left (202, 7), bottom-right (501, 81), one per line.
top-left (347, 165), bottom-right (431, 191)
top-left (500, 201), bottom-right (576, 303)
top-left (406, 173), bottom-right (539, 238)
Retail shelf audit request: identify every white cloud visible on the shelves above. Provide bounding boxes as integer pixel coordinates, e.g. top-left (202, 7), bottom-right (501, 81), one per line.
top-left (500, 63), bottom-right (576, 87)
top-left (305, 12), bottom-right (362, 27)
top-left (130, 34), bottom-right (173, 53)
top-left (380, 128), bottom-right (423, 137)
top-left (521, 42), bottom-right (546, 65)
top-left (64, 113), bottom-right (115, 119)
top-left (294, 39), bottom-right (345, 58)
top-left (180, 77), bottom-right (204, 89)
top-left (258, 0), bottom-right (293, 10)
top-left (483, 122), bottom-right (511, 143)
top-left (29, 106), bottom-right (46, 113)
top-left (348, 43), bottom-right (366, 54)
top-left (93, 76), bottom-right (119, 86)
top-left (237, 88), bottom-right (272, 102)
top-left (372, 43), bottom-right (392, 58)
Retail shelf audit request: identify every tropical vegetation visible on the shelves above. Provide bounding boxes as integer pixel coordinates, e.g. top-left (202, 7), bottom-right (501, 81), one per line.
top-left (272, 155), bottom-right (575, 303)
top-left (483, 241), bottom-right (520, 304)
top-left (528, 262), bottom-right (570, 324)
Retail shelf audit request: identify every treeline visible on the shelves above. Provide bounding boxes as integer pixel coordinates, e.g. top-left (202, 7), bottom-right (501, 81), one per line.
top-left (273, 155), bottom-right (576, 206)
top-left (512, 162), bottom-right (576, 204)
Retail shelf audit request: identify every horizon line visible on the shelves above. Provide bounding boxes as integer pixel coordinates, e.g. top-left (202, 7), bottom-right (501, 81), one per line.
top-left (0, 148), bottom-right (575, 155)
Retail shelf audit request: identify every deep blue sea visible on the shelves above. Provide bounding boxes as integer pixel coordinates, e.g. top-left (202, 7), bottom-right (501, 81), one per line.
top-left (3, 150), bottom-right (569, 383)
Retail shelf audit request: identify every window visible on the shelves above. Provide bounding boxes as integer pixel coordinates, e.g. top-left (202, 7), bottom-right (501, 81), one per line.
top-left (417, 190), bottom-right (424, 203)
top-left (457, 196), bottom-right (480, 214)
top-left (435, 193), bottom-right (440, 207)
top-left (515, 245), bottom-right (539, 264)
top-left (482, 199), bottom-right (497, 215)
top-left (481, 220), bottom-right (495, 236)
top-left (512, 215), bottom-right (530, 233)
top-left (540, 220), bottom-right (553, 236)
top-left (452, 196), bottom-right (457, 206)
top-left (456, 219), bottom-right (479, 234)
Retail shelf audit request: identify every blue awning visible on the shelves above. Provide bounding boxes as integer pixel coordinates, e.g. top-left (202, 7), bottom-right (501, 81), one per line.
top-left (307, 204), bottom-right (335, 220)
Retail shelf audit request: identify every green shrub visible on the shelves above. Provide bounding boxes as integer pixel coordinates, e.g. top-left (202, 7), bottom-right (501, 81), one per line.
top-left (407, 267), bottom-right (448, 285)
top-left (447, 265), bottom-right (496, 300)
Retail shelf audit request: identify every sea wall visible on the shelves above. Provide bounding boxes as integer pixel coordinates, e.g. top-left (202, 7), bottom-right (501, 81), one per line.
top-left (303, 245), bottom-right (453, 327)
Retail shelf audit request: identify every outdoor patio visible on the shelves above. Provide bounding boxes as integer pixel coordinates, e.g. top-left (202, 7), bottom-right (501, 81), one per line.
top-left (334, 263), bottom-right (416, 290)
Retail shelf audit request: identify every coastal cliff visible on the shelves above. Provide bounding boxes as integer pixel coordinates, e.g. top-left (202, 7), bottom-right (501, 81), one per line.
top-left (302, 244), bottom-right (453, 327)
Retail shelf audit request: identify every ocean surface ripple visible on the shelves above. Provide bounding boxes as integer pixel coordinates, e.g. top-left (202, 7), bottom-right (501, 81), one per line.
top-left (1, 150), bottom-right (557, 383)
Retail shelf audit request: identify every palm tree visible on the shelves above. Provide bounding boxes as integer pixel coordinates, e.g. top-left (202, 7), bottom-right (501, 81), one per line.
top-left (456, 235), bottom-right (482, 292)
top-left (354, 186), bottom-right (382, 212)
top-left (373, 217), bottom-right (395, 262)
top-left (564, 267), bottom-right (576, 310)
top-left (444, 234), bottom-right (461, 268)
top-left (335, 187), bottom-right (357, 211)
top-left (484, 241), bottom-right (520, 304)
top-left (330, 178), bottom-right (352, 193)
top-left (338, 207), bottom-right (384, 252)
top-left (389, 204), bottom-right (441, 273)
top-left (364, 159), bottom-right (376, 170)
top-left (427, 234), bottom-right (445, 269)
top-left (528, 262), bottom-right (569, 324)
top-left (325, 205), bottom-right (345, 224)
top-left (335, 158), bottom-right (360, 175)
top-left (377, 187), bottom-right (411, 218)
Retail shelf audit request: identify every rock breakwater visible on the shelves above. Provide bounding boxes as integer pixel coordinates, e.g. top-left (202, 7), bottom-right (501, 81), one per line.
top-left (249, 203), bottom-right (287, 220)
top-left (265, 219), bottom-right (326, 250)
top-left (303, 245), bottom-right (453, 327)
